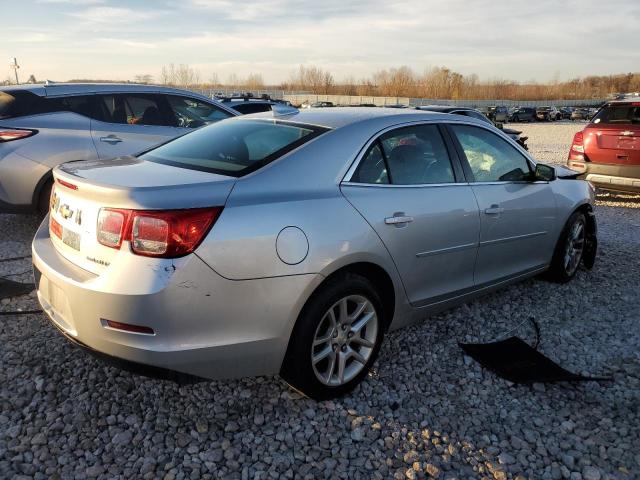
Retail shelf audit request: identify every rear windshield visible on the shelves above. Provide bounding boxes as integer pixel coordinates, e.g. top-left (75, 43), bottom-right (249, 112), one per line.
top-left (592, 104), bottom-right (640, 125)
top-left (140, 119), bottom-right (328, 176)
top-left (0, 90), bottom-right (42, 119)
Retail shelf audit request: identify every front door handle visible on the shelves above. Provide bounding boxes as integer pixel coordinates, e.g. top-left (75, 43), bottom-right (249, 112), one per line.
top-left (484, 205), bottom-right (504, 215)
top-left (99, 135), bottom-right (123, 144)
top-left (385, 213), bottom-right (414, 226)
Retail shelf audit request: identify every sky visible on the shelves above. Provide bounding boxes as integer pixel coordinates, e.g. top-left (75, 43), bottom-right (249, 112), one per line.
top-left (2, 0), bottom-right (639, 85)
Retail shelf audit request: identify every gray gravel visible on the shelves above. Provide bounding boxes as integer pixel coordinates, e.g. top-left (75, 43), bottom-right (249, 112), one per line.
top-left (1, 124), bottom-right (639, 479)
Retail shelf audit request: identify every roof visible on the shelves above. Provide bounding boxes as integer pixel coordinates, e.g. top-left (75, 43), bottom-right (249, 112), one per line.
top-left (241, 106), bottom-right (456, 129)
top-left (416, 105), bottom-right (473, 113)
top-left (0, 83), bottom-right (212, 101)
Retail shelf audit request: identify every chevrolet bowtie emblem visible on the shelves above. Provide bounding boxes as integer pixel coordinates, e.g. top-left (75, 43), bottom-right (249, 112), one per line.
top-left (59, 204), bottom-right (73, 220)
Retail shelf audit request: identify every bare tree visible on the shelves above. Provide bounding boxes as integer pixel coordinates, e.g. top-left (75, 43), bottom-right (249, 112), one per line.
top-left (244, 73), bottom-right (265, 90)
top-left (134, 74), bottom-right (153, 84)
top-left (159, 64), bottom-right (201, 88)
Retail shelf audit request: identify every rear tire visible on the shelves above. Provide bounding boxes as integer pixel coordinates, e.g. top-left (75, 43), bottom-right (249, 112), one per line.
top-left (37, 179), bottom-right (53, 215)
top-left (280, 273), bottom-right (385, 400)
top-left (546, 211), bottom-right (587, 283)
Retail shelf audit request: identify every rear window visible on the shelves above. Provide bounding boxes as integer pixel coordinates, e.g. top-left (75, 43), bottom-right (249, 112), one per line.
top-left (0, 90), bottom-right (43, 119)
top-left (140, 119), bottom-right (328, 176)
top-left (592, 104), bottom-right (640, 125)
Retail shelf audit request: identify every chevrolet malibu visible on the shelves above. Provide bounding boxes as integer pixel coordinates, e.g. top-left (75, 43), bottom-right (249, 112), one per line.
top-left (32, 108), bottom-right (597, 399)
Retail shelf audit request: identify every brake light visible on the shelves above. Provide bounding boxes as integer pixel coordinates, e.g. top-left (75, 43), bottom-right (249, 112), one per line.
top-left (569, 131), bottom-right (585, 161)
top-left (0, 128), bottom-right (36, 142)
top-left (96, 207), bottom-right (222, 258)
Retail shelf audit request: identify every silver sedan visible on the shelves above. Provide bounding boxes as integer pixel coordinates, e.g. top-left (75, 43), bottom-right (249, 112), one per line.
top-left (32, 108), bottom-right (597, 399)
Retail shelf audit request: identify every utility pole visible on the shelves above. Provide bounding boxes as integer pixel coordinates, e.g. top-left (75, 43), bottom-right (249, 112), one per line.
top-left (9, 57), bottom-right (19, 84)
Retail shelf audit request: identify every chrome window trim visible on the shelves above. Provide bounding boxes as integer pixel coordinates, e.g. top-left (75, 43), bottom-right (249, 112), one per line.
top-left (341, 181), bottom-right (469, 189)
top-left (342, 118), bottom-right (537, 185)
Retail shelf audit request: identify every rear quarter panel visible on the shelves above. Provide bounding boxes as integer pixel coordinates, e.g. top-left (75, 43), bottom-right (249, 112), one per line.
top-left (6, 112), bottom-right (97, 168)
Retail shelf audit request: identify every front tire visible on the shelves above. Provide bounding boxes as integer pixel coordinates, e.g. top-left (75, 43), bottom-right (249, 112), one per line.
top-left (547, 211), bottom-right (587, 283)
top-left (281, 273), bottom-right (385, 400)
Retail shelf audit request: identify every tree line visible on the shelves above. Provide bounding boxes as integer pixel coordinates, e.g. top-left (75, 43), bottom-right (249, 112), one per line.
top-left (41, 63), bottom-right (640, 101)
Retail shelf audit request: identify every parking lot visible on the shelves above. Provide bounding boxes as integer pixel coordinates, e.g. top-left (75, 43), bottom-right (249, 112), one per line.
top-left (1, 122), bottom-right (639, 480)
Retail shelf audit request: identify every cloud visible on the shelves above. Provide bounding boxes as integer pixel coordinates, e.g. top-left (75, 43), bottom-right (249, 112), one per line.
top-left (68, 6), bottom-right (163, 25)
top-left (6, 0), bottom-right (640, 83)
top-left (37, 0), bottom-right (103, 4)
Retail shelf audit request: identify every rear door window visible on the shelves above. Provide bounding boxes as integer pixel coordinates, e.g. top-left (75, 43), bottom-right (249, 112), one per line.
top-left (352, 124), bottom-right (455, 185)
top-left (592, 104), bottom-right (640, 125)
top-left (95, 94), bottom-right (172, 126)
top-left (140, 119), bottom-right (327, 176)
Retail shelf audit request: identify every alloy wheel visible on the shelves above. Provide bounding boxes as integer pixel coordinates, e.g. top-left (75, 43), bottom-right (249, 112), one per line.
top-left (564, 219), bottom-right (585, 276)
top-left (311, 295), bottom-right (378, 386)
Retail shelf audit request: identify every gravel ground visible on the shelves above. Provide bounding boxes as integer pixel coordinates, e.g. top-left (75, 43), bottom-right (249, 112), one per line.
top-left (1, 124), bottom-right (639, 479)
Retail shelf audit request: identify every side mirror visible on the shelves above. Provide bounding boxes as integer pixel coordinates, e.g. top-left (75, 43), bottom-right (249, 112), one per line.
top-left (534, 163), bottom-right (556, 181)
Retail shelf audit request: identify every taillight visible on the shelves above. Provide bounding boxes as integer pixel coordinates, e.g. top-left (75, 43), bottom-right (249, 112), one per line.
top-left (97, 208), bottom-right (129, 249)
top-left (569, 131), bottom-right (585, 161)
top-left (96, 207), bottom-right (222, 258)
top-left (0, 128), bottom-right (37, 142)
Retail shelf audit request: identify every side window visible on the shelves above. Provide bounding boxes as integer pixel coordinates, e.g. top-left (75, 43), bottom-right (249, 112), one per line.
top-left (352, 143), bottom-right (389, 184)
top-left (94, 94), bottom-right (168, 126)
top-left (380, 125), bottom-right (455, 185)
top-left (451, 125), bottom-right (531, 182)
top-left (167, 95), bottom-right (233, 128)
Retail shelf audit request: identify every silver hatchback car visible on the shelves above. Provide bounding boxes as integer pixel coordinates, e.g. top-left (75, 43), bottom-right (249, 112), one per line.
top-left (32, 108), bottom-right (597, 399)
top-left (0, 83), bottom-right (237, 213)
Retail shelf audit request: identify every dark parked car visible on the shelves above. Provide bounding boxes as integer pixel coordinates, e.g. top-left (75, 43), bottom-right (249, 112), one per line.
top-left (560, 107), bottom-right (574, 119)
top-left (568, 98), bottom-right (640, 192)
top-left (310, 101), bottom-right (335, 108)
top-left (510, 107), bottom-right (536, 123)
top-left (415, 106), bottom-right (528, 150)
top-left (217, 96), bottom-right (278, 114)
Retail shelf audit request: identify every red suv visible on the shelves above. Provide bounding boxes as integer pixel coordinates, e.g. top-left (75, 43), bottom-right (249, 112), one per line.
top-left (568, 97), bottom-right (640, 193)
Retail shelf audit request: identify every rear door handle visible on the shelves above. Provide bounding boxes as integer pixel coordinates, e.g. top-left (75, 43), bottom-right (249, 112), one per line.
top-left (484, 205), bottom-right (504, 215)
top-left (385, 213), bottom-right (414, 226)
top-left (99, 135), bottom-right (123, 144)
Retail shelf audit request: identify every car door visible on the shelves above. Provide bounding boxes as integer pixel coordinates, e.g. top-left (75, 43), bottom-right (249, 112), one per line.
top-left (165, 95), bottom-right (236, 136)
top-left (341, 123), bottom-right (480, 306)
top-left (447, 123), bottom-right (557, 285)
top-left (90, 93), bottom-right (178, 159)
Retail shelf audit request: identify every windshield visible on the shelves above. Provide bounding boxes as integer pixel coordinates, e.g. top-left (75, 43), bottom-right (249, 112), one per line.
top-left (592, 104), bottom-right (640, 125)
top-left (140, 119), bottom-right (328, 176)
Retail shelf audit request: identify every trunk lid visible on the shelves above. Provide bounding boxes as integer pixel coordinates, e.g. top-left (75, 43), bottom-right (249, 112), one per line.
top-left (50, 156), bottom-right (235, 274)
top-left (583, 125), bottom-right (640, 165)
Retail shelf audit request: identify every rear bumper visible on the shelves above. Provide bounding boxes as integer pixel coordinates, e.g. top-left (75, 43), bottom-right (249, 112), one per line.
top-left (32, 217), bottom-right (321, 381)
top-left (569, 161), bottom-right (640, 193)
